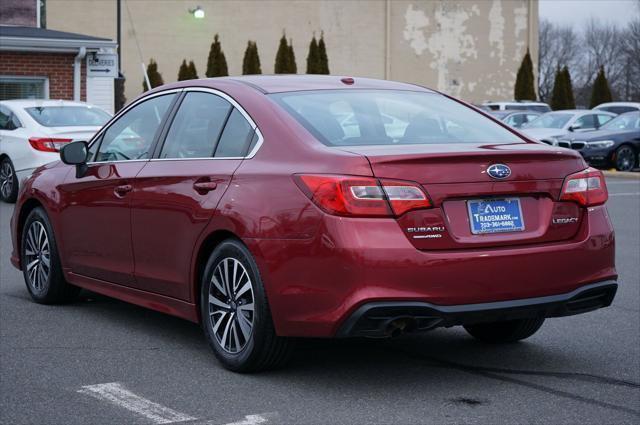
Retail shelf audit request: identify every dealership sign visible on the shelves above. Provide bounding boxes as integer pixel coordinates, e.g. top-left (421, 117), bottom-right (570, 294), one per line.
top-left (87, 53), bottom-right (118, 78)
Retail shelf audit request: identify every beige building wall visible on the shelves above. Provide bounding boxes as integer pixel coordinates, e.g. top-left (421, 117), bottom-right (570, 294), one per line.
top-left (46, 0), bottom-right (537, 104)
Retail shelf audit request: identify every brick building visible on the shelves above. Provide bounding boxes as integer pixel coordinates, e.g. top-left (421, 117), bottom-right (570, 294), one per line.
top-left (0, 25), bottom-right (117, 113)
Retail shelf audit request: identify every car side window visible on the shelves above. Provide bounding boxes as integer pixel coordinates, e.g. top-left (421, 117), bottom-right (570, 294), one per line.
top-left (0, 106), bottom-right (19, 130)
top-left (160, 92), bottom-right (232, 159)
top-left (526, 114), bottom-right (539, 123)
top-left (596, 114), bottom-right (613, 127)
top-left (574, 114), bottom-right (597, 130)
top-left (214, 108), bottom-right (254, 158)
top-left (95, 94), bottom-right (175, 162)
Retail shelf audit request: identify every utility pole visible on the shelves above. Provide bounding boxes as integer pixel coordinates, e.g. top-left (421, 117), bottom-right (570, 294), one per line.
top-left (114, 0), bottom-right (126, 112)
top-left (117, 0), bottom-right (121, 73)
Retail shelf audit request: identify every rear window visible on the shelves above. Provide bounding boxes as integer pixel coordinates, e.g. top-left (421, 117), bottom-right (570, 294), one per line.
top-left (598, 106), bottom-right (639, 115)
top-left (270, 90), bottom-right (523, 146)
top-left (26, 106), bottom-right (111, 127)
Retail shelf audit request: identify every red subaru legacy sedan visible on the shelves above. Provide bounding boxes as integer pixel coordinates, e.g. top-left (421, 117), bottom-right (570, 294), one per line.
top-left (10, 76), bottom-right (617, 372)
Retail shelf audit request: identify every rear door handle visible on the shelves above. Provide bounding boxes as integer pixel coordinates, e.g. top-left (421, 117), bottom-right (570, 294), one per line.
top-left (193, 181), bottom-right (218, 194)
top-left (114, 184), bottom-right (133, 197)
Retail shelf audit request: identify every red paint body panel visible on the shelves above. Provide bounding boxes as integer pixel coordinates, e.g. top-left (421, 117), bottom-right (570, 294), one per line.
top-left (130, 159), bottom-right (242, 300)
top-left (9, 76), bottom-right (617, 340)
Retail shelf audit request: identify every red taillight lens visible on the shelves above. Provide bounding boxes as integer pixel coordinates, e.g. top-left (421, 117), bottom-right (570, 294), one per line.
top-left (560, 167), bottom-right (608, 207)
top-left (28, 137), bottom-right (73, 153)
top-left (294, 174), bottom-right (432, 217)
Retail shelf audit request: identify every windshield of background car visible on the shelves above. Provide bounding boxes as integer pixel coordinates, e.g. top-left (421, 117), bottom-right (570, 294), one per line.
top-left (270, 90), bottom-right (524, 146)
top-left (524, 113), bottom-right (572, 129)
top-left (26, 106), bottom-right (111, 127)
top-left (601, 112), bottom-right (640, 131)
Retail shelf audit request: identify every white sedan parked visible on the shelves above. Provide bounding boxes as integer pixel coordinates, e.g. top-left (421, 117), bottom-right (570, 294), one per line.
top-left (0, 100), bottom-right (111, 203)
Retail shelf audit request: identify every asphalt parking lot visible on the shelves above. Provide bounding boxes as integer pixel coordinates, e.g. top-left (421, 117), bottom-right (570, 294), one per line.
top-left (1, 176), bottom-right (638, 425)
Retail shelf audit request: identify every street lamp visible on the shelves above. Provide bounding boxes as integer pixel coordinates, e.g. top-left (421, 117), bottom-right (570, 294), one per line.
top-left (190, 6), bottom-right (205, 19)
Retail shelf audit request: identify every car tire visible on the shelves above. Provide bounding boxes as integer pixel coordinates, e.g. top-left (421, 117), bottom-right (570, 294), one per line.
top-left (614, 145), bottom-right (636, 172)
top-left (0, 157), bottom-right (18, 203)
top-left (21, 207), bottom-right (80, 304)
top-left (200, 239), bottom-right (294, 372)
top-left (463, 318), bottom-right (545, 343)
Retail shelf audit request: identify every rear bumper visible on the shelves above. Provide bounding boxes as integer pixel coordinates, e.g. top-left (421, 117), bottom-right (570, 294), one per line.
top-left (250, 203), bottom-right (616, 338)
top-left (337, 280), bottom-right (617, 337)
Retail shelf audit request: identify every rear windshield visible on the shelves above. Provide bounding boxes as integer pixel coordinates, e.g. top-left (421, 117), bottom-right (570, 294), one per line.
top-left (598, 106), bottom-right (639, 115)
top-left (26, 106), bottom-right (111, 127)
top-left (270, 90), bottom-right (523, 146)
top-left (524, 112), bottom-right (572, 129)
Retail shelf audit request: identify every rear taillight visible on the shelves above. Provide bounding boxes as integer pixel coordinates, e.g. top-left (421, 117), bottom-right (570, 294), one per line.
top-left (294, 174), bottom-right (432, 217)
top-left (28, 137), bottom-right (73, 153)
top-left (560, 167), bottom-right (608, 207)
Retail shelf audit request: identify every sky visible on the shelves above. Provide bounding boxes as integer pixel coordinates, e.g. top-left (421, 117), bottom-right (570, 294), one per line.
top-left (539, 0), bottom-right (639, 28)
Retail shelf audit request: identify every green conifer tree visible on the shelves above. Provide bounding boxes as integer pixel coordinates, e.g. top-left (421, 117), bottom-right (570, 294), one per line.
top-left (205, 34), bottom-right (228, 77)
top-left (562, 66), bottom-right (575, 109)
top-left (317, 33), bottom-right (330, 74)
top-left (274, 33), bottom-right (290, 74)
top-left (143, 59), bottom-right (164, 92)
top-left (177, 59), bottom-right (190, 81)
top-left (589, 66), bottom-right (612, 108)
top-left (306, 35), bottom-right (320, 74)
top-left (242, 41), bottom-right (262, 75)
top-left (288, 39), bottom-right (297, 74)
top-left (514, 49), bottom-right (536, 101)
top-left (550, 67), bottom-right (567, 110)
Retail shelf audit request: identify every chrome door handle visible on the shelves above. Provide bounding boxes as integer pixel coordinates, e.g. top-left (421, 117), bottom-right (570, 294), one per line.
top-left (193, 181), bottom-right (218, 193)
top-left (114, 184), bottom-right (133, 197)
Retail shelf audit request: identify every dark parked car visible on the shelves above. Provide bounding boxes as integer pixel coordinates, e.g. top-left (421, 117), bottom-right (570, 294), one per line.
top-left (488, 110), bottom-right (541, 128)
top-left (10, 76), bottom-right (617, 372)
top-left (557, 111), bottom-right (640, 171)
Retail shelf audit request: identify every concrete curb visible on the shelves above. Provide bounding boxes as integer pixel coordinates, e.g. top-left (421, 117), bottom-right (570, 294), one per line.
top-left (602, 170), bottom-right (640, 180)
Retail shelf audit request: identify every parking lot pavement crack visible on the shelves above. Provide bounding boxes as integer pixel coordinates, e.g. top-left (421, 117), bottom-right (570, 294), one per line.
top-left (395, 348), bottom-right (640, 417)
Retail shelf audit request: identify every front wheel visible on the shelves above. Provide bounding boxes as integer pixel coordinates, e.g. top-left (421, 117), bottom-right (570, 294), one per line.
top-left (200, 239), bottom-right (293, 372)
top-left (21, 207), bottom-right (80, 303)
top-left (614, 145), bottom-right (636, 171)
top-left (0, 157), bottom-right (18, 203)
top-left (464, 318), bottom-right (545, 343)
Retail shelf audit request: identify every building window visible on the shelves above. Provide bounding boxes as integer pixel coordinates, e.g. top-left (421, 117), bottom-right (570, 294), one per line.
top-left (0, 77), bottom-right (48, 100)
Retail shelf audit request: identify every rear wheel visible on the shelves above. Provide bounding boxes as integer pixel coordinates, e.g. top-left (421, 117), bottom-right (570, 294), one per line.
top-left (464, 318), bottom-right (545, 343)
top-left (0, 157), bottom-right (18, 203)
top-left (200, 239), bottom-right (293, 372)
top-left (614, 145), bottom-right (636, 171)
top-left (21, 207), bottom-right (80, 303)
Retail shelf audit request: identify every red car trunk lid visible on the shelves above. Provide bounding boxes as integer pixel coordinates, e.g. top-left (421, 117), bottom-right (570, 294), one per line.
top-left (338, 142), bottom-right (587, 250)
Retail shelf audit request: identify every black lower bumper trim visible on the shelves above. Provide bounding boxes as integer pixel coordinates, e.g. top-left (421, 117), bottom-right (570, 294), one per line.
top-left (336, 281), bottom-right (618, 338)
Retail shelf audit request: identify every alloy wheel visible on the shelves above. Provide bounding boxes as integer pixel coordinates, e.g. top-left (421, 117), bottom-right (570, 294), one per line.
top-left (0, 161), bottom-right (14, 199)
top-left (208, 257), bottom-right (255, 354)
top-left (24, 221), bottom-right (51, 293)
top-left (616, 146), bottom-right (635, 171)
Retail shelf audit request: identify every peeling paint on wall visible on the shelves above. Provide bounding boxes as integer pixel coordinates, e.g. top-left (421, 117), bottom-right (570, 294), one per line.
top-left (488, 0), bottom-right (505, 65)
top-left (403, 3), bottom-right (481, 97)
top-left (514, 4), bottom-right (528, 60)
top-left (403, 4), bottom-right (429, 55)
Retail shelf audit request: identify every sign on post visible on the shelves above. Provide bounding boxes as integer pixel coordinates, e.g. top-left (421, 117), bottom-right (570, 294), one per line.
top-left (87, 53), bottom-right (118, 78)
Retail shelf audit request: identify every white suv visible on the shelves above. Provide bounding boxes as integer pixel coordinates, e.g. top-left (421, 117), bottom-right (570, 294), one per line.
top-left (0, 100), bottom-right (111, 203)
top-left (483, 101), bottom-right (551, 113)
top-left (593, 102), bottom-right (640, 115)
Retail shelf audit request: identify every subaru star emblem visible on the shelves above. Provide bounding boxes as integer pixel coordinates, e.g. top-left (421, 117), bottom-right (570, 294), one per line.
top-left (487, 164), bottom-right (511, 179)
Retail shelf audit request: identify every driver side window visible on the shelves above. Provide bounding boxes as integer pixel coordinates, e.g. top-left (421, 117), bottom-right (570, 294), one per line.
top-left (95, 94), bottom-right (175, 162)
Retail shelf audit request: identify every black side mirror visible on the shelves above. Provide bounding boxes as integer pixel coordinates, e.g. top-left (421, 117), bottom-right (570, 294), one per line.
top-left (60, 141), bottom-right (89, 178)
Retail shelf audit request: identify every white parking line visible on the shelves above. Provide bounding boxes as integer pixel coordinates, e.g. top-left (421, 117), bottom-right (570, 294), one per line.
top-left (78, 382), bottom-right (196, 424)
top-left (609, 192), bottom-right (640, 197)
top-left (222, 413), bottom-right (272, 425)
